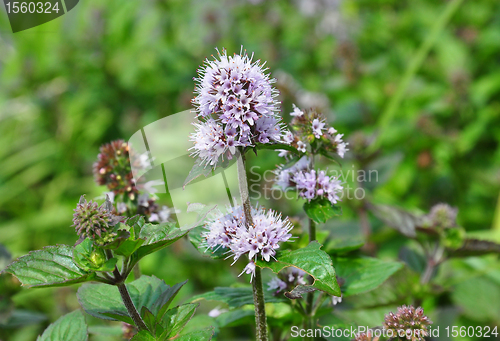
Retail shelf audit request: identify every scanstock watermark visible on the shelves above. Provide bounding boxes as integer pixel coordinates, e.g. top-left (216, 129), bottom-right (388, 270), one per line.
top-left (125, 109), bottom-right (376, 230)
top-left (2, 0), bottom-right (79, 32)
top-left (290, 325), bottom-right (440, 339)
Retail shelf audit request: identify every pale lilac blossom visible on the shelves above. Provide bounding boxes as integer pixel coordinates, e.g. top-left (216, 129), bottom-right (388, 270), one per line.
top-left (203, 204), bottom-right (294, 281)
top-left (191, 48), bottom-right (287, 166)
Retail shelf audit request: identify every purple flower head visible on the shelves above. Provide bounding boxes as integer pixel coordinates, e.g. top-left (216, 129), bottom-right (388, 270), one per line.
top-left (383, 305), bottom-right (432, 341)
top-left (191, 48), bottom-right (287, 166)
top-left (275, 160), bottom-right (343, 205)
top-left (282, 105), bottom-right (349, 159)
top-left (202, 204), bottom-right (294, 281)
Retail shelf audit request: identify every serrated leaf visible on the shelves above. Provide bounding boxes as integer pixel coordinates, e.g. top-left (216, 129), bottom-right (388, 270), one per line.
top-left (37, 310), bottom-right (88, 341)
top-left (129, 224), bottom-right (190, 268)
top-left (256, 242), bottom-right (341, 296)
top-left (160, 303), bottom-right (197, 339)
top-left (77, 276), bottom-right (187, 324)
top-left (174, 327), bottom-right (214, 341)
top-left (190, 286), bottom-right (286, 309)
top-left (183, 158), bottom-right (214, 189)
top-left (4, 245), bottom-right (95, 288)
top-left (332, 256), bottom-right (403, 296)
top-left (303, 198), bottom-right (342, 224)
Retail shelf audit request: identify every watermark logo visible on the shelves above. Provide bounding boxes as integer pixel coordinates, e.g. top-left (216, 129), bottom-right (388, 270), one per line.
top-left (127, 110), bottom-right (240, 229)
top-left (2, 0), bottom-right (79, 32)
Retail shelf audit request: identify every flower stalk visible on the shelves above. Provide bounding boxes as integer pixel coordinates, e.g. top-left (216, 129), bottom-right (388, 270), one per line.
top-left (237, 152), bottom-right (268, 341)
top-left (117, 283), bottom-right (149, 332)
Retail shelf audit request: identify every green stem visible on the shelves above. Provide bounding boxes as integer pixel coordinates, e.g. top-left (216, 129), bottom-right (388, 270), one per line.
top-left (237, 152), bottom-right (268, 341)
top-left (304, 218), bottom-right (317, 341)
top-left (117, 283), bottom-right (149, 332)
top-left (104, 250), bottom-right (148, 332)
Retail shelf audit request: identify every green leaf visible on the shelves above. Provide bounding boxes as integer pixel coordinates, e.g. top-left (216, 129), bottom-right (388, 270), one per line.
top-left (131, 223), bottom-right (189, 265)
top-left (131, 330), bottom-right (157, 341)
top-left (190, 286), bottom-right (286, 309)
top-left (0, 310), bottom-right (47, 328)
top-left (332, 256), bottom-right (403, 296)
top-left (448, 238), bottom-right (500, 257)
top-left (73, 239), bottom-right (117, 272)
top-left (368, 203), bottom-right (422, 238)
top-left (175, 327), bottom-right (214, 341)
top-left (4, 245), bottom-right (95, 288)
top-left (159, 303), bottom-right (197, 339)
top-left (183, 157), bottom-right (214, 189)
top-left (141, 307), bottom-right (157, 334)
top-left (256, 242), bottom-right (341, 297)
top-left (114, 239), bottom-right (145, 257)
top-left (303, 198), bottom-right (342, 224)
top-left (451, 276), bottom-right (500, 322)
top-left (77, 276), bottom-right (187, 324)
top-left (323, 220), bottom-right (365, 254)
top-left (37, 310), bottom-right (88, 341)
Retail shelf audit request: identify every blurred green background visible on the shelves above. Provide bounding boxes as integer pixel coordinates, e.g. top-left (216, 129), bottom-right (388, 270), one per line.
top-left (1, 0), bottom-right (500, 340)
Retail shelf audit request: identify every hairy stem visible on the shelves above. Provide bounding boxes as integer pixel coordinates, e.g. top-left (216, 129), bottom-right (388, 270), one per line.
top-left (103, 250), bottom-right (149, 331)
top-left (237, 152), bottom-right (268, 341)
top-left (305, 218), bottom-right (316, 341)
top-left (117, 283), bottom-right (149, 331)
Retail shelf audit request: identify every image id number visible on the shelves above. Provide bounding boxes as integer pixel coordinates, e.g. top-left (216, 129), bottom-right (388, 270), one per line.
top-left (5, 2), bottom-right (60, 14)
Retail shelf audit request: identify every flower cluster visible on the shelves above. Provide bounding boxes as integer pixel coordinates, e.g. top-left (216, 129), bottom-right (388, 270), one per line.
top-left (190, 48), bottom-right (288, 167)
top-left (383, 305), bottom-right (432, 341)
top-left (279, 105), bottom-right (348, 159)
top-left (202, 204), bottom-right (294, 280)
top-left (72, 195), bottom-right (122, 241)
top-left (275, 158), bottom-right (343, 205)
top-left (95, 140), bottom-right (175, 223)
top-left (93, 140), bottom-right (138, 200)
top-left (267, 267), bottom-right (306, 295)
top-left (425, 203), bottom-right (458, 229)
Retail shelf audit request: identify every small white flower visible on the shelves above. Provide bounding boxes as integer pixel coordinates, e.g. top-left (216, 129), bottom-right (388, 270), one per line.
top-left (290, 104), bottom-right (304, 117)
top-left (332, 294), bottom-right (343, 306)
top-left (311, 118), bottom-right (326, 138)
top-left (208, 307), bottom-right (228, 318)
top-left (297, 141), bottom-right (307, 153)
